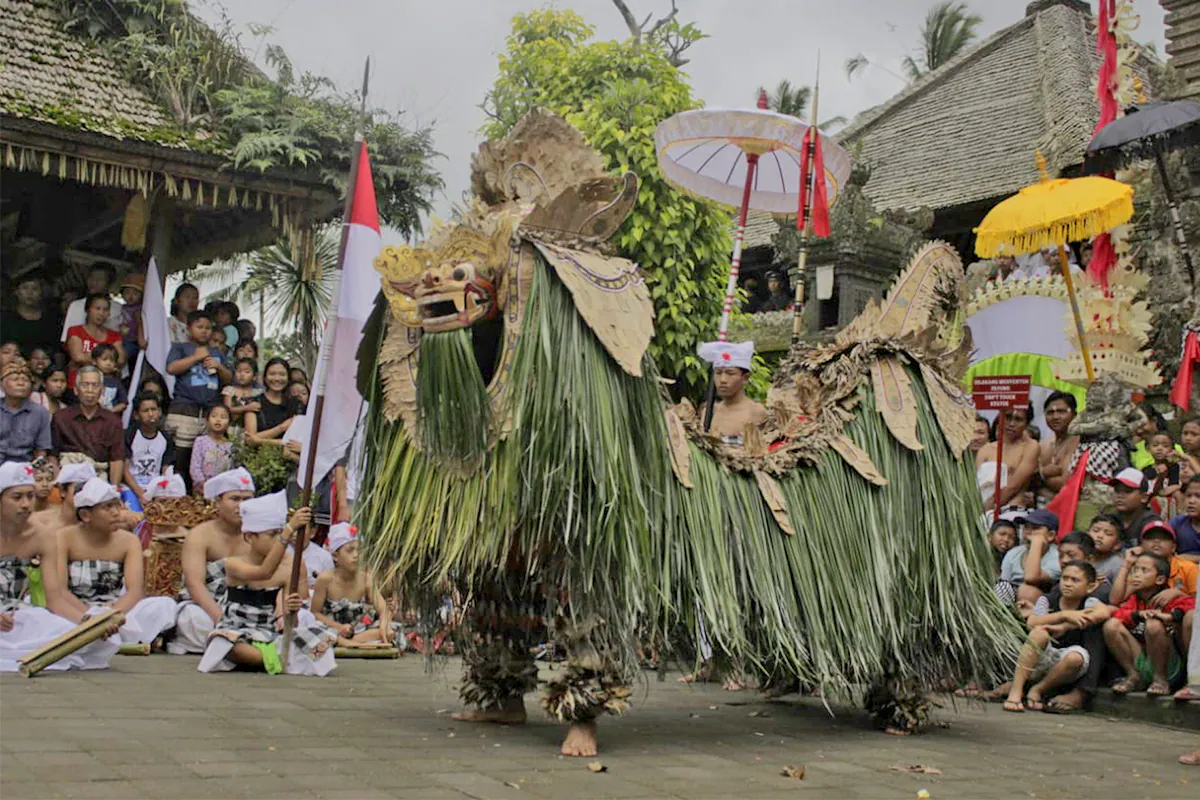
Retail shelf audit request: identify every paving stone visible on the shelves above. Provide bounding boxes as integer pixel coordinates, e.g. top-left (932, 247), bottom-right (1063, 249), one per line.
top-left (3, 655), bottom-right (1198, 799)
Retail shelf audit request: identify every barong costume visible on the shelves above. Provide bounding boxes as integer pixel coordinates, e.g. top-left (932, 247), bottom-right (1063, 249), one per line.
top-left (356, 112), bottom-right (1020, 730)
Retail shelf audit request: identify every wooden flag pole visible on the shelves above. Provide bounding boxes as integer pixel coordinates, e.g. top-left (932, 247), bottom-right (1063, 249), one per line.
top-left (791, 60), bottom-right (820, 346)
top-left (281, 57), bottom-right (371, 671)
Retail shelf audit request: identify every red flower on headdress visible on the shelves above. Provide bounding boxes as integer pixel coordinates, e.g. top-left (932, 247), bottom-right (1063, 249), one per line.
top-left (158, 479), bottom-right (169, 488)
top-left (349, 525), bottom-right (358, 535)
top-left (721, 352), bottom-right (731, 361)
top-left (24, 466), bottom-right (35, 475)
top-left (240, 476), bottom-right (251, 485)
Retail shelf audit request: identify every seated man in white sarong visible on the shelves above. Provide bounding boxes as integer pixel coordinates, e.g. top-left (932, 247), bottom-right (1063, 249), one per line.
top-left (1, 462), bottom-right (118, 671)
top-left (198, 491), bottom-right (335, 676)
top-left (167, 467), bottom-right (254, 654)
top-left (57, 478), bottom-right (177, 645)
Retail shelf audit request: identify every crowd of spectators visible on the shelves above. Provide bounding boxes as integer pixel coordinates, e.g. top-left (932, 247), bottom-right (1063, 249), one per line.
top-left (0, 266), bottom-right (310, 502)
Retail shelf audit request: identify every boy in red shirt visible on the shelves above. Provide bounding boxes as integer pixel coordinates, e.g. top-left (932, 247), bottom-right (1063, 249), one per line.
top-left (1102, 552), bottom-right (1195, 695)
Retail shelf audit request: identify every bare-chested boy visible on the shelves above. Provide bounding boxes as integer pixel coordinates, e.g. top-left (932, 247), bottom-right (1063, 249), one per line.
top-left (30, 461), bottom-right (95, 533)
top-left (976, 404), bottom-right (1040, 508)
top-left (166, 467), bottom-right (256, 654)
top-left (696, 340), bottom-right (768, 445)
top-left (1038, 392), bottom-right (1079, 505)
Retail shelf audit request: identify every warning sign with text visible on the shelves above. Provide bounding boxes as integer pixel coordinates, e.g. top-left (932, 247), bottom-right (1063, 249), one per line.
top-left (971, 375), bottom-right (1031, 411)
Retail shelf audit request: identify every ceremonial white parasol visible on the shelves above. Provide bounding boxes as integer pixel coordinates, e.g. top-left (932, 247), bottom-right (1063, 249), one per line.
top-left (655, 92), bottom-right (851, 342)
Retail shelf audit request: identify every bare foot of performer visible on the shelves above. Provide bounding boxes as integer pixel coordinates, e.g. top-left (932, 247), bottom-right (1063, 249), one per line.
top-left (452, 695), bottom-right (528, 725)
top-left (560, 720), bottom-right (598, 757)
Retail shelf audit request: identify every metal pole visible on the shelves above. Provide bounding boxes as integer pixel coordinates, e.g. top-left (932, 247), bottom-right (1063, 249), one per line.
top-left (1057, 244), bottom-right (1095, 383)
top-left (281, 57), bottom-right (370, 670)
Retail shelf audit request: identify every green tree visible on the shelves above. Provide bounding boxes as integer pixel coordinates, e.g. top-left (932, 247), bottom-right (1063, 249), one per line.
top-left (904, 1), bottom-right (982, 79)
top-left (203, 226), bottom-right (338, 373)
top-left (481, 8), bottom-right (731, 396)
top-left (845, 2), bottom-right (981, 83)
top-left (757, 80), bottom-right (846, 129)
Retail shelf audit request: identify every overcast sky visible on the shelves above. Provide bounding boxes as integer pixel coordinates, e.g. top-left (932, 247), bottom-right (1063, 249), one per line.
top-left (202, 0), bottom-right (1168, 242)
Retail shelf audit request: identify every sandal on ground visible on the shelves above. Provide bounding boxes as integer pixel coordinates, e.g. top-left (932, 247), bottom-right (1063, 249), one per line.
top-left (1111, 676), bottom-right (1145, 694)
top-left (1180, 751), bottom-right (1200, 766)
top-left (1146, 679), bottom-right (1172, 696)
top-left (1023, 696), bottom-right (1045, 712)
top-left (1002, 699), bottom-right (1025, 713)
top-left (954, 686), bottom-right (983, 699)
top-left (1044, 698), bottom-right (1082, 714)
top-left (1173, 687), bottom-right (1200, 702)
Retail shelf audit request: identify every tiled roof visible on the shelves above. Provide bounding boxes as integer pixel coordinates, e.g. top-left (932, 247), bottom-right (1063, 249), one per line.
top-left (741, 209), bottom-right (780, 250)
top-left (0, 0), bottom-right (186, 145)
top-left (837, 1), bottom-right (1147, 214)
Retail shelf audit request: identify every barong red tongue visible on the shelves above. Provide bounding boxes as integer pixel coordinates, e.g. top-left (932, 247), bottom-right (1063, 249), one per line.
top-left (797, 127), bottom-right (831, 238)
top-left (1046, 449), bottom-right (1090, 539)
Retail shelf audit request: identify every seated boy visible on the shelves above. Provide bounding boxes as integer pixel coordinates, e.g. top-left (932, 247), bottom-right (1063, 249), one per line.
top-left (1169, 476), bottom-right (1200, 563)
top-left (1004, 560), bottom-right (1110, 712)
top-left (1109, 519), bottom-right (1199, 605)
top-left (1102, 552), bottom-right (1196, 695)
top-left (999, 509), bottom-right (1060, 606)
top-left (1108, 467), bottom-right (1160, 547)
top-left (1086, 514), bottom-right (1124, 586)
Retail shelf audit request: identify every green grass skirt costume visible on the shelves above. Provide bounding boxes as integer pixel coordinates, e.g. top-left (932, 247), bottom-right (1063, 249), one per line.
top-left (356, 111), bottom-right (1022, 731)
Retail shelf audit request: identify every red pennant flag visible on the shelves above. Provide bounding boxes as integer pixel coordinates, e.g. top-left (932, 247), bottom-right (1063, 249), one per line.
top-left (1169, 329), bottom-right (1200, 412)
top-left (1047, 449), bottom-right (1090, 538)
top-left (1086, 233), bottom-right (1116, 292)
top-left (798, 128), bottom-right (831, 238)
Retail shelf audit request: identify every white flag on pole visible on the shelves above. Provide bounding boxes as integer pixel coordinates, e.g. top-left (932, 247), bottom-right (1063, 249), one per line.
top-left (123, 257), bottom-right (174, 427)
top-left (297, 141), bottom-right (382, 489)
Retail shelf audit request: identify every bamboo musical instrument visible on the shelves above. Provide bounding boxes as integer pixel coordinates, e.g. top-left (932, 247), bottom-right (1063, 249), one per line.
top-left (334, 645), bottom-right (400, 659)
top-left (18, 608), bottom-right (123, 677)
top-left (118, 642), bottom-right (151, 656)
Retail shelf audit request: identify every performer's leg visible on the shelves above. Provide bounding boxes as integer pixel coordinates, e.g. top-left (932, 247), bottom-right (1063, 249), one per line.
top-left (453, 588), bottom-right (538, 725)
top-left (542, 630), bottom-right (632, 757)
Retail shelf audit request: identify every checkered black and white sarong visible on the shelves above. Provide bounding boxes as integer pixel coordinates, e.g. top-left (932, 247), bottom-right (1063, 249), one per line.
top-left (325, 598), bottom-right (378, 634)
top-left (198, 585), bottom-right (336, 676)
top-left (68, 559), bottom-right (124, 604)
top-left (0, 555), bottom-right (35, 613)
top-left (1069, 441), bottom-right (1126, 481)
top-left (178, 560), bottom-right (228, 605)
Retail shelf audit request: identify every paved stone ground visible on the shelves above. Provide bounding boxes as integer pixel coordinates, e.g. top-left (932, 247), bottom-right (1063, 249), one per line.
top-left (1, 655), bottom-right (1197, 799)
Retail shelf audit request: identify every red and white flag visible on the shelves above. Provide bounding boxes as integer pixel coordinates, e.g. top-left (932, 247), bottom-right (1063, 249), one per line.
top-left (297, 140), bottom-right (382, 490)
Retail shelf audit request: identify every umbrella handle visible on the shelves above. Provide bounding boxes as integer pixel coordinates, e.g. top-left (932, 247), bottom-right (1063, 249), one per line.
top-left (1058, 245), bottom-right (1095, 383)
top-left (716, 154), bottom-right (760, 341)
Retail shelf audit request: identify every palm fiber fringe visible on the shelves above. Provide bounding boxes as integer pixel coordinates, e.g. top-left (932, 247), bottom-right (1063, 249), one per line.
top-left (541, 665), bottom-right (632, 723)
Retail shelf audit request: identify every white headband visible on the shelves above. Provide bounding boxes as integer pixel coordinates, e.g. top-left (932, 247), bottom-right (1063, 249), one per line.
top-left (145, 473), bottom-right (187, 500)
top-left (202, 467), bottom-right (255, 500)
top-left (697, 340), bottom-right (754, 371)
top-left (240, 490), bottom-right (288, 534)
top-left (74, 477), bottom-right (120, 509)
top-left (326, 522), bottom-right (358, 554)
top-left (56, 462), bottom-right (97, 485)
top-left (0, 462), bottom-right (36, 493)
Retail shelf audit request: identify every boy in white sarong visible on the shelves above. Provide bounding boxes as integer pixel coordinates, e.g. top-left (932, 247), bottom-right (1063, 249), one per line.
top-left (1, 462), bottom-right (119, 671)
top-left (58, 478), bottom-right (177, 645)
top-left (198, 491), bottom-right (335, 675)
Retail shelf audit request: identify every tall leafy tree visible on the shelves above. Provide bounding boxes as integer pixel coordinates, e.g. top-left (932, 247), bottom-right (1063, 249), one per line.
top-left (757, 80), bottom-right (846, 129)
top-left (203, 226), bottom-right (338, 373)
top-left (845, 2), bottom-right (981, 83)
top-left (481, 8), bottom-right (732, 396)
top-left (904, 1), bottom-right (982, 79)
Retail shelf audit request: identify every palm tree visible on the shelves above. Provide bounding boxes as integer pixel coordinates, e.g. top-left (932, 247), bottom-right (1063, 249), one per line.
top-left (845, 2), bottom-right (981, 83)
top-left (201, 226), bottom-right (338, 374)
top-left (904, 1), bottom-right (981, 79)
top-left (756, 80), bottom-right (846, 130)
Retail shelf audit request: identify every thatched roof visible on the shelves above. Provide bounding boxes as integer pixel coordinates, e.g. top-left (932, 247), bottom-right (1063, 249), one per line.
top-left (742, 209), bottom-right (780, 250)
top-left (0, 0), bottom-right (191, 146)
top-left (837, 0), bottom-right (1153, 215)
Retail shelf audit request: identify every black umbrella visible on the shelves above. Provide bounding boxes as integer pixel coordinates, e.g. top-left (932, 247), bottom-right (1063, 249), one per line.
top-left (1083, 100), bottom-right (1200, 282)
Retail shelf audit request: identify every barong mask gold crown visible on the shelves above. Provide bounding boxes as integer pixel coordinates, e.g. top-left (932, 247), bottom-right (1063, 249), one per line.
top-left (374, 110), bottom-right (639, 333)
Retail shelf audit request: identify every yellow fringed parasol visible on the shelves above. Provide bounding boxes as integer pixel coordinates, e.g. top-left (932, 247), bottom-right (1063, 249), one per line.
top-left (973, 155), bottom-right (1134, 382)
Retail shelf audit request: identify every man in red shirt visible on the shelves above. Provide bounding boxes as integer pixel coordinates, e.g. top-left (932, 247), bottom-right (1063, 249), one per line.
top-left (1103, 552), bottom-right (1195, 696)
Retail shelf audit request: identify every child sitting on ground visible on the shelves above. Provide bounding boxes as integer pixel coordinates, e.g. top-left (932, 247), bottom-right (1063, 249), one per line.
top-left (197, 494), bottom-right (336, 676)
top-left (311, 523), bottom-right (395, 648)
top-left (1182, 415), bottom-right (1200, 473)
top-left (1170, 476), bottom-right (1200, 563)
top-left (1086, 514), bottom-right (1124, 585)
top-left (1004, 560), bottom-right (1110, 712)
top-left (1103, 552), bottom-right (1195, 695)
top-left (189, 405), bottom-right (234, 498)
top-left (91, 343), bottom-right (128, 415)
top-left (1110, 519), bottom-right (1199, 605)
